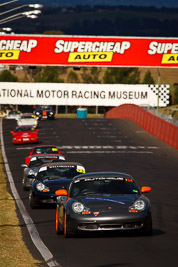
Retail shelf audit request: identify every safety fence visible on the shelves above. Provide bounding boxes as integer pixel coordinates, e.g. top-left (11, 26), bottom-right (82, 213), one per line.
top-left (105, 104), bottom-right (178, 150)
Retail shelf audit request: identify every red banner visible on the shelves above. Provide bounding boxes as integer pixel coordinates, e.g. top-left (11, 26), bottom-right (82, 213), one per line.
top-left (1, 34), bottom-right (178, 67)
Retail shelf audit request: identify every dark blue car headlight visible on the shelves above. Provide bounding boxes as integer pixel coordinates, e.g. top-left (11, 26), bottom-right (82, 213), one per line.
top-left (36, 182), bottom-right (49, 192)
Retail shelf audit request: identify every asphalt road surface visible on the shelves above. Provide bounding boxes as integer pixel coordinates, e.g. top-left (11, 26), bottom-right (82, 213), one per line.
top-left (2, 118), bottom-right (178, 267)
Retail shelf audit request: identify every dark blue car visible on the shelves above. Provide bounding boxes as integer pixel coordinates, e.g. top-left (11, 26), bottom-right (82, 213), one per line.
top-left (29, 162), bottom-right (86, 208)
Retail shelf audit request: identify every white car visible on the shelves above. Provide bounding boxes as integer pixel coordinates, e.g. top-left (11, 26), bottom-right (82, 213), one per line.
top-left (17, 114), bottom-right (38, 128)
top-left (6, 110), bottom-right (21, 120)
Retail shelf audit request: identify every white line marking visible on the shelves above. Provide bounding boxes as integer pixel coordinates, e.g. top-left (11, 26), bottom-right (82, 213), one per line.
top-left (15, 145), bottom-right (159, 151)
top-left (66, 151), bottom-right (153, 154)
top-left (39, 136), bottom-right (60, 140)
top-left (0, 119), bottom-right (61, 267)
top-left (97, 136), bottom-right (117, 138)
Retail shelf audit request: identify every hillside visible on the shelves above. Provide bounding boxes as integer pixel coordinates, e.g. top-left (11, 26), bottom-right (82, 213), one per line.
top-left (9, 5), bottom-right (178, 37)
top-left (17, 0), bottom-right (178, 8)
top-left (14, 67), bottom-right (178, 88)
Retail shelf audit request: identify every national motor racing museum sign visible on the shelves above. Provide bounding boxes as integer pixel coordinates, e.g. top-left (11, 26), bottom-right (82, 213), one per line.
top-left (0, 82), bottom-right (170, 107)
top-left (0, 34), bottom-right (178, 67)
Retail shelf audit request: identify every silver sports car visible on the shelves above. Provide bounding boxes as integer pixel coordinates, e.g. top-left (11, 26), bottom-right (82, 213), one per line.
top-left (22, 154), bottom-right (66, 190)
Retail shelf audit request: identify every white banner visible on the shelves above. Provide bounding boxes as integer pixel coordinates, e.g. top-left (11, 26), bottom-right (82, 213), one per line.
top-left (0, 82), bottom-right (169, 107)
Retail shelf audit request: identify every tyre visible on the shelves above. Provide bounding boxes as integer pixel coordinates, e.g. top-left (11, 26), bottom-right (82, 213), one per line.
top-left (22, 178), bottom-right (29, 191)
top-left (64, 212), bottom-right (71, 238)
top-left (142, 212), bottom-right (152, 236)
top-left (29, 192), bottom-right (40, 209)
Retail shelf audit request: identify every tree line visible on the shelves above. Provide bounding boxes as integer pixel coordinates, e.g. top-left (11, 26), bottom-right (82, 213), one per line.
top-left (0, 67), bottom-right (177, 104)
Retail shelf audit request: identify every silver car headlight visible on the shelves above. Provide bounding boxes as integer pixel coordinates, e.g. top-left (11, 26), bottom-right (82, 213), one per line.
top-left (129, 199), bottom-right (145, 212)
top-left (59, 156), bottom-right (65, 161)
top-left (72, 202), bottom-right (84, 213)
top-left (28, 170), bottom-right (35, 175)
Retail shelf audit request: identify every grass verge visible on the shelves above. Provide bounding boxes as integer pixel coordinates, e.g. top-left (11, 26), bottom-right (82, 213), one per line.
top-left (55, 113), bottom-right (104, 118)
top-left (0, 150), bottom-right (43, 267)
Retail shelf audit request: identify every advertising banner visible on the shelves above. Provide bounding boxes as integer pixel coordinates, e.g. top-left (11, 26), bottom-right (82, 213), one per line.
top-left (0, 34), bottom-right (178, 67)
top-left (0, 82), bottom-right (170, 107)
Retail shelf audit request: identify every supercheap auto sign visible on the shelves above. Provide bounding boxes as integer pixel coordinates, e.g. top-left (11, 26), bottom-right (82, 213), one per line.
top-left (1, 34), bottom-right (178, 67)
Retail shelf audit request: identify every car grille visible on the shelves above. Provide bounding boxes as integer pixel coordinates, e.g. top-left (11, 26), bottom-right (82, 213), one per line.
top-left (78, 222), bottom-right (143, 231)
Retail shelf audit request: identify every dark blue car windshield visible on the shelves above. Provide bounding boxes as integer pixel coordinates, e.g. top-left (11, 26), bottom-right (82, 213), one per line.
top-left (37, 167), bottom-right (80, 180)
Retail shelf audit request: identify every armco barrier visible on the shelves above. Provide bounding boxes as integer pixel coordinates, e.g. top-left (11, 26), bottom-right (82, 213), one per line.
top-left (105, 104), bottom-right (178, 150)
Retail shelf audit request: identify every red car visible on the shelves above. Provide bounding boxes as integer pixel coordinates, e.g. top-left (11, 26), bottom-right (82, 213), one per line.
top-left (11, 126), bottom-right (39, 144)
top-left (25, 145), bottom-right (62, 165)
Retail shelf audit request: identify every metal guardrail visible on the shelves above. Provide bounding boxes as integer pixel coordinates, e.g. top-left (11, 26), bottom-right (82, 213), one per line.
top-left (142, 106), bottom-right (178, 127)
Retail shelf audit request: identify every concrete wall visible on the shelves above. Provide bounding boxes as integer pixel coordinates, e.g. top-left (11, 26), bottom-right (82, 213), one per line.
top-left (105, 104), bottom-right (178, 150)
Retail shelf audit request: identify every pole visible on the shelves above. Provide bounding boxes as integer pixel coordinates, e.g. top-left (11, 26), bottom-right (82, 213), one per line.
top-left (0, 4), bottom-right (43, 16)
top-left (157, 68), bottom-right (160, 111)
top-left (65, 105), bottom-right (68, 114)
top-left (0, 0), bottom-right (19, 7)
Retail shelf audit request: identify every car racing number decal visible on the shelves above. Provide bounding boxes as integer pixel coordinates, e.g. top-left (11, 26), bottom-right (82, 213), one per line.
top-left (76, 165), bottom-right (85, 173)
top-left (39, 166), bottom-right (47, 172)
top-left (125, 178), bottom-right (133, 182)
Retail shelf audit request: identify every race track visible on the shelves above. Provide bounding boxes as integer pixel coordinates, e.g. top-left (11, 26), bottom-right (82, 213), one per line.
top-left (2, 118), bottom-right (178, 267)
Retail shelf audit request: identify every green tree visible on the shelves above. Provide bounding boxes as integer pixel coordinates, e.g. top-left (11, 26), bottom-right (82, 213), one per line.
top-left (103, 67), bottom-right (140, 84)
top-left (67, 71), bottom-right (79, 83)
top-left (81, 67), bottom-right (101, 83)
top-left (34, 66), bottom-right (64, 83)
top-left (0, 70), bottom-right (18, 82)
top-left (43, 30), bottom-right (64, 35)
top-left (173, 86), bottom-right (178, 104)
top-left (142, 70), bottom-right (155, 84)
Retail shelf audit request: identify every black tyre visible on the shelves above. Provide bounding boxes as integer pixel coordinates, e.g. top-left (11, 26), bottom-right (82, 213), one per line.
top-left (29, 192), bottom-right (40, 209)
top-left (22, 178), bottom-right (29, 191)
top-left (64, 212), bottom-right (71, 238)
top-left (142, 212), bottom-right (152, 236)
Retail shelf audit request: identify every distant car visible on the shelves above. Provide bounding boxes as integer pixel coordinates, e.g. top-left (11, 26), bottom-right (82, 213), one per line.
top-left (29, 162), bottom-right (86, 208)
top-left (34, 105), bottom-right (55, 120)
top-left (22, 154), bottom-right (66, 190)
top-left (55, 172), bottom-right (152, 237)
top-left (6, 110), bottom-right (21, 120)
top-left (17, 113), bottom-right (38, 128)
top-left (11, 126), bottom-right (39, 144)
top-left (25, 145), bottom-right (62, 165)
